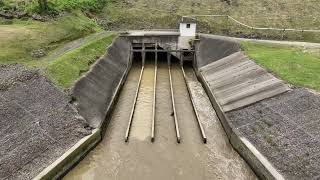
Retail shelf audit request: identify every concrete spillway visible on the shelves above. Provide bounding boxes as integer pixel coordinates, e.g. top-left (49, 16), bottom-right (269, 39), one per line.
top-left (63, 59), bottom-right (256, 180)
top-left (39, 32), bottom-right (299, 180)
top-left (4, 30), bottom-right (318, 179)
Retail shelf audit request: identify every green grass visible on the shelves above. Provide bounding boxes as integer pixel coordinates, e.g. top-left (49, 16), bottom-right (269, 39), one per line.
top-left (241, 42), bottom-right (320, 91)
top-left (45, 33), bottom-right (117, 89)
top-left (0, 12), bottom-right (101, 64)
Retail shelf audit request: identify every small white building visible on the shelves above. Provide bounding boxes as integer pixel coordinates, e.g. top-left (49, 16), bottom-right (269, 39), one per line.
top-left (178, 18), bottom-right (197, 50)
top-left (179, 19), bottom-right (197, 37)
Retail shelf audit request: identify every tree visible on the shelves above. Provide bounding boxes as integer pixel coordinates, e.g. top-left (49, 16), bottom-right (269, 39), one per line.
top-left (38, 0), bottom-right (49, 12)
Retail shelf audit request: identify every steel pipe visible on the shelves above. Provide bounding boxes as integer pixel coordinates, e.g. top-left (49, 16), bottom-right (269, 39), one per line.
top-left (181, 67), bottom-right (207, 143)
top-left (168, 56), bottom-right (181, 143)
top-left (125, 64), bottom-right (144, 142)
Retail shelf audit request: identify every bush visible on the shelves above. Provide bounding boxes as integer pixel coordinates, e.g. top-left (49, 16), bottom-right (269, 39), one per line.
top-left (0, 0), bottom-right (107, 15)
top-left (53, 0), bottom-right (107, 12)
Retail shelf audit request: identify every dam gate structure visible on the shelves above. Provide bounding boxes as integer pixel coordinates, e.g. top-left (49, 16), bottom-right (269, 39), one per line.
top-left (124, 32), bottom-right (206, 143)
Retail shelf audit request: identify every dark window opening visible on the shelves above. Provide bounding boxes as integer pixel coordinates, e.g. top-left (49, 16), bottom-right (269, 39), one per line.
top-left (183, 51), bottom-right (192, 56)
top-left (186, 23), bottom-right (191, 28)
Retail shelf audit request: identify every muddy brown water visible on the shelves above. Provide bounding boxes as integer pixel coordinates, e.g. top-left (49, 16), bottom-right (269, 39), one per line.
top-left (63, 60), bottom-right (257, 180)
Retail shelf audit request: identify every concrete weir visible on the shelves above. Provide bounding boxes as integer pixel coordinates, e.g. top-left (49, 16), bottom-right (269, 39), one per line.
top-left (36, 32), bottom-right (300, 180)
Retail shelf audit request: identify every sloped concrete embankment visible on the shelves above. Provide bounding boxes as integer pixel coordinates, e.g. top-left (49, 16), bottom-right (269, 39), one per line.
top-left (35, 36), bottom-right (132, 179)
top-left (71, 36), bottom-right (131, 129)
top-left (195, 34), bottom-right (290, 180)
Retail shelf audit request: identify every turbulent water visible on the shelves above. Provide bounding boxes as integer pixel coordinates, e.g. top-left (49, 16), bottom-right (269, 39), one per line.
top-left (63, 59), bottom-right (257, 180)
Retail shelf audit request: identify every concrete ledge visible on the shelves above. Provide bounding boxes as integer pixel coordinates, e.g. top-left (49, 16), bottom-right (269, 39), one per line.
top-left (33, 129), bottom-right (101, 180)
top-left (196, 71), bottom-right (285, 180)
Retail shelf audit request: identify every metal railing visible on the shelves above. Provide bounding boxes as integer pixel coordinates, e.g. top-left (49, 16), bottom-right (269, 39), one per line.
top-left (182, 15), bottom-right (320, 33)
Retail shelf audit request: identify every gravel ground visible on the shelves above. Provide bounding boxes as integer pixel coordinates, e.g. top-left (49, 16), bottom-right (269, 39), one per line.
top-left (0, 64), bottom-right (91, 180)
top-left (227, 88), bottom-right (320, 180)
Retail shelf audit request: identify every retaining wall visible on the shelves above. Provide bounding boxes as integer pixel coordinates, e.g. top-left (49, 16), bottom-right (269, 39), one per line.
top-left (195, 34), bottom-right (286, 180)
top-left (35, 36), bottom-right (132, 179)
top-left (195, 34), bottom-right (240, 69)
top-left (71, 36), bottom-right (132, 128)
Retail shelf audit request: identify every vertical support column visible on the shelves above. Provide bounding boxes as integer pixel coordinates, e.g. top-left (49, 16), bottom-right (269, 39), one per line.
top-left (176, 42), bottom-right (179, 63)
top-left (129, 46), bottom-right (134, 64)
top-left (155, 42), bottom-right (158, 63)
top-left (142, 42), bottom-right (145, 65)
top-left (193, 51), bottom-right (197, 70)
top-left (167, 52), bottom-right (171, 66)
top-left (180, 51), bottom-right (184, 67)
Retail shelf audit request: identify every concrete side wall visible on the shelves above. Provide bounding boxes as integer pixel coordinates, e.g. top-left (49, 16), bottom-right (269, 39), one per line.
top-left (196, 71), bottom-right (284, 180)
top-left (195, 34), bottom-right (240, 69)
top-left (195, 34), bottom-right (287, 180)
top-left (71, 37), bottom-right (131, 128)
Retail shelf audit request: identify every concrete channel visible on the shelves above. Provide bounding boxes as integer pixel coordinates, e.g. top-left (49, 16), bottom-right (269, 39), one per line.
top-left (63, 54), bottom-right (257, 179)
top-left (37, 32), bottom-right (298, 179)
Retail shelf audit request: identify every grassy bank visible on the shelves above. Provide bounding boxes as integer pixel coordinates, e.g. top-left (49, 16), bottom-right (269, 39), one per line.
top-left (99, 0), bottom-right (320, 42)
top-left (46, 33), bottom-right (116, 89)
top-left (0, 12), bottom-right (101, 64)
top-left (0, 10), bottom-right (116, 89)
top-left (241, 42), bottom-right (320, 91)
